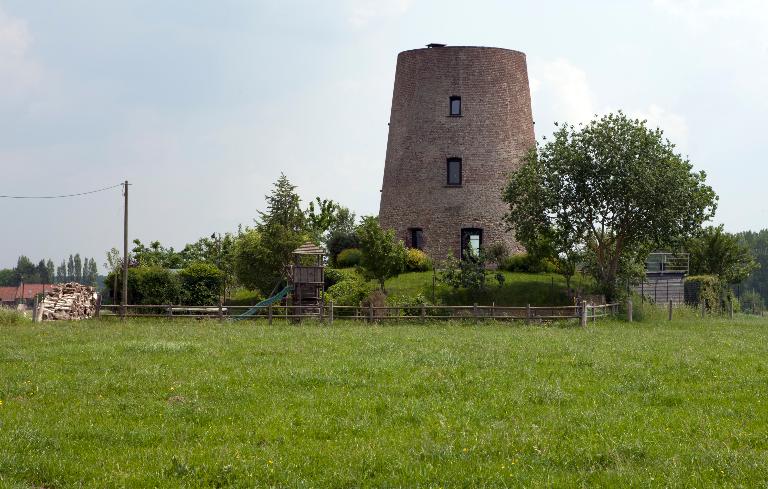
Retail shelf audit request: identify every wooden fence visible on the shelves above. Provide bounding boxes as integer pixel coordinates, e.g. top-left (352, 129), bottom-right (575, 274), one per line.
top-left (98, 302), bottom-right (620, 326)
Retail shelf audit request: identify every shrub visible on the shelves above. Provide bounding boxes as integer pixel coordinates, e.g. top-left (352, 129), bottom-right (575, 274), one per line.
top-left (327, 231), bottom-right (360, 265)
top-left (684, 275), bottom-right (721, 312)
top-left (485, 242), bottom-right (509, 266)
top-left (324, 268), bottom-right (361, 288)
top-left (405, 248), bottom-right (432, 272)
top-left (336, 248), bottom-right (363, 268)
top-left (326, 276), bottom-right (375, 307)
top-left (134, 266), bottom-right (181, 305)
top-left (386, 293), bottom-right (431, 316)
top-left (741, 289), bottom-right (765, 314)
top-left (179, 262), bottom-right (225, 306)
top-left (501, 253), bottom-right (534, 272)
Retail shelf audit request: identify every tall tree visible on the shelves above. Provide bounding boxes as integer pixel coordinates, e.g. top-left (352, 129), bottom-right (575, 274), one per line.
top-left (504, 112), bottom-right (718, 299)
top-left (57, 260), bottom-right (67, 283)
top-left (74, 254), bottom-right (82, 283)
top-left (15, 256), bottom-right (36, 283)
top-left (36, 260), bottom-right (48, 283)
top-left (46, 260), bottom-right (55, 284)
top-left (67, 255), bottom-right (74, 282)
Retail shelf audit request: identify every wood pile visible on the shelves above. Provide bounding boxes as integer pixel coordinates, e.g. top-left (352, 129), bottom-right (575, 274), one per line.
top-left (39, 283), bottom-right (98, 321)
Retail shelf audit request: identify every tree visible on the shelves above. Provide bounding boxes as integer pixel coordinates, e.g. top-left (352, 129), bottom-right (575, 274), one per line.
top-left (356, 216), bottom-right (406, 292)
top-left (234, 175), bottom-right (310, 294)
top-left (306, 197), bottom-right (339, 244)
top-left (67, 255), bottom-right (74, 282)
top-left (15, 256), bottom-right (36, 283)
top-left (131, 240), bottom-right (184, 268)
top-left (57, 260), bottom-right (66, 283)
top-left (73, 254), bottom-right (82, 283)
top-left (504, 112), bottom-right (717, 299)
top-left (46, 260), bottom-right (55, 284)
top-left (104, 248), bottom-right (122, 301)
top-left (0, 269), bottom-right (14, 286)
top-left (36, 260), bottom-right (49, 284)
top-left (687, 226), bottom-right (758, 284)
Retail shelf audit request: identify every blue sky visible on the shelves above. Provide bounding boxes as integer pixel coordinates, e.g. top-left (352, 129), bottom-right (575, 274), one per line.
top-left (1, 0), bottom-right (766, 269)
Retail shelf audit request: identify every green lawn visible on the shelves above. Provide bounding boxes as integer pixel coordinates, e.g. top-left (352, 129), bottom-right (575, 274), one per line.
top-left (386, 270), bottom-right (592, 306)
top-left (1, 316), bottom-right (768, 487)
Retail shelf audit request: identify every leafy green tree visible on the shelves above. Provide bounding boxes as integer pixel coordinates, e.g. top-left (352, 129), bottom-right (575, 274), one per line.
top-left (179, 262), bottom-right (225, 305)
top-left (73, 254), bottom-right (82, 283)
top-left (356, 216), bottom-right (406, 292)
top-left (234, 175), bottom-right (310, 294)
top-left (0, 269), bottom-right (14, 286)
top-left (36, 260), bottom-right (48, 283)
top-left (131, 240), bottom-right (184, 268)
top-left (504, 112), bottom-right (718, 300)
top-left (687, 225), bottom-right (758, 284)
top-left (15, 256), bottom-right (36, 283)
top-left (306, 197), bottom-right (339, 244)
top-left (438, 250), bottom-right (488, 296)
top-left (67, 255), bottom-right (74, 282)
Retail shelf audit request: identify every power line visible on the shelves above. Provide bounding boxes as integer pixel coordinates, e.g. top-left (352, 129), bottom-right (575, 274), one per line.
top-left (0, 183), bottom-right (123, 199)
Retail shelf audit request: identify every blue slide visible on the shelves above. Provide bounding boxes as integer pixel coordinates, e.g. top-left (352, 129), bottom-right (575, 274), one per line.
top-left (233, 285), bottom-right (292, 320)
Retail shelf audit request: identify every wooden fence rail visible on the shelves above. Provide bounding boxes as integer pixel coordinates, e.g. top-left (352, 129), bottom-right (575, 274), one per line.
top-left (98, 302), bottom-right (620, 324)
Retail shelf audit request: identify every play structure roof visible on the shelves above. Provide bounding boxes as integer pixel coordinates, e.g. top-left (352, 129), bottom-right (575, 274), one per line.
top-left (292, 242), bottom-right (325, 255)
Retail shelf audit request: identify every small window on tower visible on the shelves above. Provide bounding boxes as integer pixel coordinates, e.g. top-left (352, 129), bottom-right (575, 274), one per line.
top-left (449, 96), bottom-right (461, 116)
top-left (409, 228), bottom-right (424, 250)
top-left (447, 157), bottom-right (462, 186)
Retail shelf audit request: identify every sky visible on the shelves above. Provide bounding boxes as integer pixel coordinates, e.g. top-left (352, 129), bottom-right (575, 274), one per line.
top-left (1, 0), bottom-right (767, 269)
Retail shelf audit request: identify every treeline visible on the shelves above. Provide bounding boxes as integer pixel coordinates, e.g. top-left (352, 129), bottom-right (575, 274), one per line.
top-left (0, 254), bottom-right (99, 286)
top-left (106, 173), bottom-right (361, 305)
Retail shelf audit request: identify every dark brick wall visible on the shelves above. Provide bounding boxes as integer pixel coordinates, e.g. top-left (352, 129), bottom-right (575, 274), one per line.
top-left (378, 46), bottom-right (536, 262)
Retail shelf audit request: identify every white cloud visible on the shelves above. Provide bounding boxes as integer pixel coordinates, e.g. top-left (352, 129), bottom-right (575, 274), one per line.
top-left (529, 58), bottom-right (596, 125)
top-left (633, 104), bottom-right (689, 152)
top-left (0, 5), bottom-right (41, 105)
top-left (346, 0), bottom-right (413, 28)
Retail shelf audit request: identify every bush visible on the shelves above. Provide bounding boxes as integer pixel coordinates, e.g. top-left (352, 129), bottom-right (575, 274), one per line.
top-left (386, 293), bottom-right (431, 316)
top-left (135, 266), bottom-right (181, 305)
top-left (326, 276), bottom-right (375, 308)
top-left (327, 231), bottom-right (360, 265)
top-left (501, 253), bottom-right (534, 272)
top-left (485, 242), bottom-right (509, 266)
top-left (324, 268), bottom-right (361, 288)
top-left (741, 289), bottom-right (765, 314)
top-left (684, 275), bottom-right (721, 312)
top-left (336, 248), bottom-right (363, 268)
top-left (405, 248), bottom-right (432, 272)
top-left (179, 262), bottom-right (225, 306)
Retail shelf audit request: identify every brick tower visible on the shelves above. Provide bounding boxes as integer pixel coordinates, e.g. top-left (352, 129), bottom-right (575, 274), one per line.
top-left (378, 45), bottom-right (535, 262)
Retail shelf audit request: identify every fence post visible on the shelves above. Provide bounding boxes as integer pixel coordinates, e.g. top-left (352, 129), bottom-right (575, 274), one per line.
top-left (329, 301), bottom-right (334, 325)
top-left (668, 300), bottom-right (673, 321)
top-left (167, 305), bottom-right (172, 318)
top-left (319, 299), bottom-right (324, 322)
top-left (729, 298), bottom-right (734, 319)
top-left (580, 300), bottom-right (587, 327)
top-left (368, 303), bottom-right (373, 323)
top-left (491, 301), bottom-right (495, 320)
top-left (32, 295), bottom-right (38, 323)
top-left (473, 303), bottom-right (478, 319)
top-left (95, 294), bottom-right (101, 319)
top-left (526, 303), bottom-right (531, 323)
top-left (420, 303), bottom-right (426, 323)
top-left (268, 304), bottom-right (273, 325)
top-left (218, 302), bottom-right (223, 322)
top-left (627, 299), bottom-right (633, 322)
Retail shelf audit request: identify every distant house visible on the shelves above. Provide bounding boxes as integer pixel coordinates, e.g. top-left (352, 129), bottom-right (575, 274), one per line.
top-left (0, 286), bottom-right (17, 306)
top-left (0, 283), bottom-right (52, 307)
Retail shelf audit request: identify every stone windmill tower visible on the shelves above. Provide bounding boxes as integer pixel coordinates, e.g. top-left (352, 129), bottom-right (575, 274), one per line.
top-left (378, 44), bottom-right (535, 262)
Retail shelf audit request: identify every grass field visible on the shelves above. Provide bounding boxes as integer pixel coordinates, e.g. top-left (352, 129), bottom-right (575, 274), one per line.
top-left (1, 316), bottom-right (768, 487)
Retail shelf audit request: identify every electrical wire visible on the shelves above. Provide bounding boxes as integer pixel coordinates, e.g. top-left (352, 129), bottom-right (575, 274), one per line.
top-left (0, 183), bottom-right (123, 199)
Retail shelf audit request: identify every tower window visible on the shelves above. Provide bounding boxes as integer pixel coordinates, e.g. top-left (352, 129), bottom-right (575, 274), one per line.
top-left (461, 228), bottom-right (483, 259)
top-left (447, 157), bottom-right (462, 185)
top-left (408, 228), bottom-right (424, 250)
top-left (449, 96), bottom-right (461, 116)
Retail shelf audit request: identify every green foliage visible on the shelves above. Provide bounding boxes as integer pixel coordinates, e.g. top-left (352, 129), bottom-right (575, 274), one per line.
top-left (325, 275), bottom-right (375, 308)
top-left (259, 173), bottom-right (306, 232)
top-left (385, 293), bottom-right (432, 316)
top-left (501, 253), bottom-right (536, 273)
top-left (327, 230), bottom-right (360, 265)
top-left (405, 248), bottom-right (431, 272)
top-left (740, 289), bottom-right (764, 315)
top-left (438, 252), bottom-right (487, 295)
top-left (106, 267), bottom-right (179, 305)
top-left (0, 268), bottom-right (14, 286)
top-left (736, 229), bottom-right (768, 305)
top-left (336, 248), bottom-right (363, 268)
top-left (687, 225), bottom-right (758, 284)
top-left (684, 275), bottom-right (721, 312)
top-left (178, 262), bottom-right (225, 306)
top-left (504, 112), bottom-right (718, 300)
top-left (356, 216), bottom-right (407, 292)
top-left (0, 307), bottom-right (30, 324)
top-left (132, 239), bottom-right (185, 269)
top-left (484, 242), bottom-right (509, 267)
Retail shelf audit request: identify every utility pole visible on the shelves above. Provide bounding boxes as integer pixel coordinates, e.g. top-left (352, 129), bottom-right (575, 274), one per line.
top-left (122, 180), bottom-right (129, 319)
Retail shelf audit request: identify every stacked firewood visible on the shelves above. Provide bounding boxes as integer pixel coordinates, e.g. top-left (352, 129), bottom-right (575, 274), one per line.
top-left (39, 283), bottom-right (98, 321)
